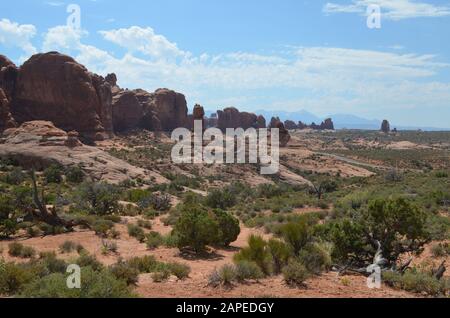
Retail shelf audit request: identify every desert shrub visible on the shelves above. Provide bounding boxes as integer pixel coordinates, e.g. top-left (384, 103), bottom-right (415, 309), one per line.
top-left (59, 241), bottom-right (77, 254)
top-left (137, 219), bottom-right (152, 229)
top-left (127, 256), bottom-right (158, 273)
top-left (325, 198), bottom-right (429, 266)
top-left (431, 243), bottom-right (449, 258)
top-left (65, 166), bottom-right (84, 183)
top-left (298, 242), bottom-right (332, 274)
top-left (385, 169), bottom-right (403, 182)
top-left (168, 262), bottom-right (191, 280)
top-left (4, 167), bottom-right (25, 185)
top-left (205, 189), bottom-right (237, 209)
top-left (282, 259), bottom-right (310, 287)
top-left (435, 171), bottom-right (448, 178)
top-left (235, 261), bottom-right (264, 282)
top-left (101, 240), bottom-right (118, 255)
top-left (109, 261), bottom-right (140, 285)
top-left (174, 205), bottom-right (219, 253)
top-left (212, 265), bottom-right (236, 286)
top-left (0, 261), bottom-right (36, 295)
top-left (138, 193), bottom-right (172, 212)
top-left (383, 270), bottom-right (448, 296)
top-left (38, 252), bottom-right (67, 274)
top-left (93, 219), bottom-right (114, 237)
top-left (267, 239), bottom-right (292, 274)
top-left (213, 209), bottom-right (240, 246)
top-left (20, 267), bottom-right (133, 298)
top-left (281, 221), bottom-right (311, 255)
top-left (127, 224), bottom-right (146, 242)
top-left (26, 226), bottom-right (41, 238)
top-left (233, 235), bottom-right (272, 275)
top-left (75, 252), bottom-right (103, 272)
top-left (0, 195), bottom-right (17, 238)
top-left (8, 243), bottom-right (35, 259)
top-left (151, 270), bottom-right (170, 283)
top-left (38, 223), bottom-right (66, 236)
top-left (74, 182), bottom-right (120, 215)
top-left (362, 198), bottom-right (429, 263)
top-left (257, 184), bottom-right (283, 198)
top-left (146, 231), bottom-right (163, 249)
top-left (44, 164), bottom-right (63, 184)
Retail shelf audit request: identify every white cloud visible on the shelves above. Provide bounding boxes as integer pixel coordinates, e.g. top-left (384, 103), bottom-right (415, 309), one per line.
top-left (99, 26), bottom-right (186, 60)
top-left (324, 0), bottom-right (450, 20)
top-left (0, 19), bottom-right (37, 59)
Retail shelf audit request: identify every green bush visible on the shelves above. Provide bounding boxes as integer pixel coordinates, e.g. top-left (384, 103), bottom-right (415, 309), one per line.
top-left (4, 167), bottom-right (25, 185)
top-left (383, 270), bottom-right (448, 296)
top-left (127, 224), bottom-right (146, 242)
top-left (59, 241), bottom-right (77, 254)
top-left (146, 231), bottom-right (164, 249)
top-left (205, 189), bottom-right (237, 209)
top-left (109, 261), bottom-right (140, 285)
top-left (93, 219), bottom-right (114, 238)
top-left (127, 256), bottom-right (159, 273)
top-left (431, 243), bottom-right (449, 258)
top-left (20, 267), bottom-right (134, 298)
top-left (75, 252), bottom-right (103, 272)
top-left (168, 262), bottom-right (191, 280)
top-left (44, 164), bottom-right (63, 184)
top-left (0, 260), bottom-right (36, 295)
top-left (213, 209), bottom-right (240, 246)
top-left (151, 270), bottom-right (170, 283)
top-left (235, 261), bottom-right (264, 282)
top-left (174, 205), bottom-right (219, 253)
top-left (212, 265), bottom-right (236, 286)
top-left (8, 243), bottom-right (36, 259)
top-left (267, 239), bottom-right (292, 274)
top-left (74, 182), bottom-right (120, 215)
top-left (281, 221), bottom-right (311, 255)
top-left (233, 235), bottom-right (272, 275)
top-left (298, 242), bottom-right (332, 274)
top-left (282, 259), bottom-right (310, 287)
top-left (66, 166), bottom-right (84, 183)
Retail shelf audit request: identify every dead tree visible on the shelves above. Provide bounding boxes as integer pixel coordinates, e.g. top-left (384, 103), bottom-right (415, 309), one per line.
top-left (30, 170), bottom-right (90, 230)
top-left (433, 261), bottom-right (446, 281)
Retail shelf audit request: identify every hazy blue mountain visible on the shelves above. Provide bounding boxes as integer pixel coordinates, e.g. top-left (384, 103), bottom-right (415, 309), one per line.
top-left (329, 114), bottom-right (381, 130)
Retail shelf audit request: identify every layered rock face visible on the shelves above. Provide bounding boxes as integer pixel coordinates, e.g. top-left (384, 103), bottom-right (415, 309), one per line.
top-left (284, 120), bottom-right (297, 130)
top-left (1, 52), bottom-right (113, 141)
top-left (289, 118), bottom-right (335, 131)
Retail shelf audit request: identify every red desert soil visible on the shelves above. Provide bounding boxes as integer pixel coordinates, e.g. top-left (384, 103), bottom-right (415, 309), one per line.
top-left (0, 218), bottom-right (416, 298)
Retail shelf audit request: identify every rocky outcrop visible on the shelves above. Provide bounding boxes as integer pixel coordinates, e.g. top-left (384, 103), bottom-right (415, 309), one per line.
top-left (381, 120), bottom-right (390, 133)
top-left (320, 118), bottom-right (334, 130)
top-left (298, 121), bottom-right (308, 130)
top-left (256, 115), bottom-right (266, 129)
top-left (268, 117), bottom-right (290, 147)
top-left (284, 120), bottom-right (298, 130)
top-left (148, 88), bottom-right (188, 131)
top-left (7, 52), bottom-right (113, 141)
top-left (0, 55), bottom-right (18, 100)
top-left (186, 104), bottom-right (205, 130)
top-left (205, 114), bottom-right (218, 129)
top-left (0, 121), bottom-right (165, 184)
top-left (0, 88), bottom-right (17, 131)
top-left (217, 107), bottom-right (262, 131)
top-left (112, 90), bottom-right (144, 132)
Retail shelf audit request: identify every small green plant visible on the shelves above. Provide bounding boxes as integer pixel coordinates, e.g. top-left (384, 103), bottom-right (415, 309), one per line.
top-left (59, 241), bottom-right (77, 254)
top-left (8, 243), bottom-right (36, 259)
top-left (282, 259), bottom-right (310, 287)
top-left (109, 260), bottom-right (139, 285)
top-left (235, 261), bottom-right (264, 282)
top-left (151, 270), bottom-right (170, 283)
top-left (44, 164), bottom-right (63, 184)
top-left (431, 243), bottom-right (449, 258)
top-left (65, 166), bottom-right (84, 183)
top-left (146, 231), bottom-right (163, 249)
top-left (127, 224), bottom-right (146, 242)
top-left (168, 262), bottom-right (191, 280)
top-left (137, 219), bottom-right (152, 230)
top-left (101, 240), bottom-right (118, 255)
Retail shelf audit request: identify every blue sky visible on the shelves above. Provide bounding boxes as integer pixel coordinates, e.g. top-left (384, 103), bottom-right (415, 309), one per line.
top-left (1, 0), bottom-right (450, 128)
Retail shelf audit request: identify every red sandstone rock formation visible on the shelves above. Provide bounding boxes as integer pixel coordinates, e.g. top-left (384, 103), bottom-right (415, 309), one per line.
top-left (5, 52), bottom-right (113, 141)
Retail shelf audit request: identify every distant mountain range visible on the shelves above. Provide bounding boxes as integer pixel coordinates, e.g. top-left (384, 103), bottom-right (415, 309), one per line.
top-left (207, 109), bottom-right (449, 131)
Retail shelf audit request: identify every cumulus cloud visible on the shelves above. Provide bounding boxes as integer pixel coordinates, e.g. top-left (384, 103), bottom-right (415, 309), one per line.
top-left (0, 18), bottom-right (37, 58)
top-left (323, 0), bottom-right (450, 20)
top-left (99, 26), bottom-right (187, 60)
